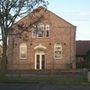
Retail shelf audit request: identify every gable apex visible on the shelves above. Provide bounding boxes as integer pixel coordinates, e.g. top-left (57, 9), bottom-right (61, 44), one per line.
top-left (11, 6), bottom-right (76, 33)
top-left (33, 6), bottom-right (75, 27)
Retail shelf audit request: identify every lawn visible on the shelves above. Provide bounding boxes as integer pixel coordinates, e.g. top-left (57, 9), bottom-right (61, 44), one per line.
top-left (0, 75), bottom-right (90, 86)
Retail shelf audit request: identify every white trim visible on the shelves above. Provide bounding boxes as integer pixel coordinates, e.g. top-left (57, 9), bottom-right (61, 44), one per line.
top-left (34, 44), bottom-right (47, 50)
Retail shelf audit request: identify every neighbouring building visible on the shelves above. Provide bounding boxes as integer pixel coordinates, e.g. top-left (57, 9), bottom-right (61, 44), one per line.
top-left (76, 41), bottom-right (90, 68)
top-left (7, 7), bottom-right (76, 71)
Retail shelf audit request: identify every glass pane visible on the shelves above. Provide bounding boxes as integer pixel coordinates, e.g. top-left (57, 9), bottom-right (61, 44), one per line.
top-left (37, 55), bottom-right (40, 69)
top-left (37, 30), bottom-right (44, 37)
top-left (46, 30), bottom-right (49, 37)
top-left (42, 55), bottom-right (45, 69)
top-left (38, 23), bottom-right (44, 31)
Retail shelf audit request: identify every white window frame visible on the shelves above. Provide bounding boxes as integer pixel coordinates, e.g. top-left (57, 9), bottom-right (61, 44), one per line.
top-left (19, 43), bottom-right (27, 59)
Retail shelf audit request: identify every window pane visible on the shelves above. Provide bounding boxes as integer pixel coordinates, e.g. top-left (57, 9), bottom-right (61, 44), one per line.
top-left (38, 23), bottom-right (44, 31)
top-left (37, 55), bottom-right (40, 69)
top-left (46, 30), bottom-right (49, 37)
top-left (37, 30), bottom-right (44, 37)
top-left (42, 55), bottom-right (45, 69)
top-left (32, 25), bottom-right (37, 38)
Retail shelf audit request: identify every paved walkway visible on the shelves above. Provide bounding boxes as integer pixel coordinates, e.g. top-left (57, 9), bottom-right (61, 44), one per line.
top-left (0, 83), bottom-right (90, 90)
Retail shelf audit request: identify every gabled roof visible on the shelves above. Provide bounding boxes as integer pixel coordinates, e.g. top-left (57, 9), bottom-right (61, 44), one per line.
top-left (10, 6), bottom-right (76, 34)
top-left (76, 41), bottom-right (90, 56)
top-left (14, 6), bottom-right (76, 27)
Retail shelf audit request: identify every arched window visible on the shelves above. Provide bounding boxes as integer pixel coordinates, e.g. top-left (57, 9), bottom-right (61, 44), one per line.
top-left (32, 23), bottom-right (50, 38)
top-left (38, 23), bottom-right (44, 30)
top-left (19, 43), bottom-right (27, 59)
top-left (37, 23), bottom-right (44, 37)
top-left (54, 43), bottom-right (62, 59)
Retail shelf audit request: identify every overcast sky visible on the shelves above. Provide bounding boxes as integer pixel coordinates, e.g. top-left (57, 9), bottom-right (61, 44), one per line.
top-left (47, 0), bottom-right (90, 40)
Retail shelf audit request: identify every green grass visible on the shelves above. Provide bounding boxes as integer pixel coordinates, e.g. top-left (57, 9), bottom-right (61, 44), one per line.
top-left (0, 75), bottom-right (90, 86)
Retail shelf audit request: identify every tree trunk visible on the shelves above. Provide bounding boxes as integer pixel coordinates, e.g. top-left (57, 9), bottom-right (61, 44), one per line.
top-left (0, 37), bottom-right (7, 76)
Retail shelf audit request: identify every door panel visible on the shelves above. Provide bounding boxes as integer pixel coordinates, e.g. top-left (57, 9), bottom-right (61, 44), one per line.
top-left (36, 55), bottom-right (40, 69)
top-left (35, 54), bottom-right (45, 70)
top-left (42, 55), bottom-right (45, 69)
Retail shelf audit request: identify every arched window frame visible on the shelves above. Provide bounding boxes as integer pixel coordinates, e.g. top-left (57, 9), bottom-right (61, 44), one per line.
top-left (19, 43), bottom-right (27, 59)
top-left (54, 43), bottom-right (62, 59)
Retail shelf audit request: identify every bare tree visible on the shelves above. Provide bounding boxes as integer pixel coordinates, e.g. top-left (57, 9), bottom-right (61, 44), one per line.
top-left (0, 0), bottom-right (47, 75)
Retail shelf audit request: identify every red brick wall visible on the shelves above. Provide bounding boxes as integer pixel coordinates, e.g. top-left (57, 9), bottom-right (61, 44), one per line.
top-left (7, 8), bottom-right (76, 70)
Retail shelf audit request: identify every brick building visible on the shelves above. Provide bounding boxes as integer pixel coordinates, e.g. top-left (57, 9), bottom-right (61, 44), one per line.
top-left (7, 7), bottom-right (76, 71)
top-left (76, 41), bottom-right (90, 68)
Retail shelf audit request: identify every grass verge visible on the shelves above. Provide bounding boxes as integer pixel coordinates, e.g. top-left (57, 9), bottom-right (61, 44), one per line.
top-left (0, 75), bottom-right (90, 86)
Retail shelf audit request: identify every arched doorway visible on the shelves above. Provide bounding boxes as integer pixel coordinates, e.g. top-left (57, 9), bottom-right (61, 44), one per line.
top-left (34, 44), bottom-right (46, 70)
top-left (35, 50), bottom-right (45, 70)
